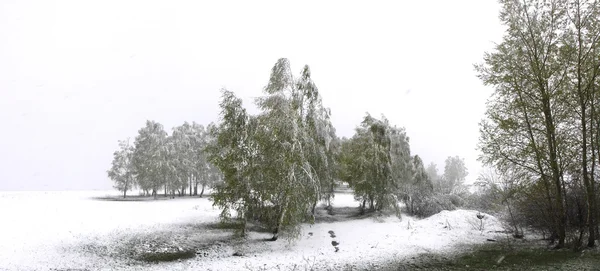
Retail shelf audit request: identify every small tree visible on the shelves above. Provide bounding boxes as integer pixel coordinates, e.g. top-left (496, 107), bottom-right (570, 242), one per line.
top-left (340, 114), bottom-right (410, 213)
top-left (403, 155), bottom-right (434, 215)
top-left (440, 156), bottom-right (468, 195)
top-left (206, 89), bottom-right (256, 237)
top-left (107, 138), bottom-right (135, 198)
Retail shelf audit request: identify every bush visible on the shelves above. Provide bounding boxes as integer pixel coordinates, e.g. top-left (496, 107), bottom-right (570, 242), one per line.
top-left (448, 194), bottom-right (465, 208)
top-left (410, 194), bottom-right (460, 218)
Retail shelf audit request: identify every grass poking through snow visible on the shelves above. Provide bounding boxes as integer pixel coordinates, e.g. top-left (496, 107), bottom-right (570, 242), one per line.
top-left (387, 240), bottom-right (600, 271)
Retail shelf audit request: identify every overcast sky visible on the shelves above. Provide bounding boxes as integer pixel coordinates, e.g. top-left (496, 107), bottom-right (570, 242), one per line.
top-left (0, 0), bottom-right (505, 191)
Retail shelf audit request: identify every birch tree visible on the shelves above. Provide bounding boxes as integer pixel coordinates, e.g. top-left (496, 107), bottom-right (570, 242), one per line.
top-left (107, 138), bottom-right (135, 198)
top-left (132, 120), bottom-right (168, 199)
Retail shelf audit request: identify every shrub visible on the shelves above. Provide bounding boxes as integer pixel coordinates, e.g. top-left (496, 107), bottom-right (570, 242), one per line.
top-left (410, 194), bottom-right (459, 218)
top-left (448, 194), bottom-right (466, 208)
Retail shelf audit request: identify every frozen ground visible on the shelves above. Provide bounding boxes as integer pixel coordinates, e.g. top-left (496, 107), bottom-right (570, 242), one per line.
top-left (0, 191), bottom-right (505, 271)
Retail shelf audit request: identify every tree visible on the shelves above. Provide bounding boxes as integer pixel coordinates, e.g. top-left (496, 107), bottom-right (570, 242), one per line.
top-left (403, 155), bottom-right (434, 215)
top-left (340, 113), bottom-right (410, 213)
top-left (207, 59), bottom-right (337, 241)
top-left (162, 134), bottom-right (180, 198)
top-left (171, 122), bottom-right (196, 196)
top-left (107, 138), bottom-right (135, 198)
top-left (252, 59), bottom-right (332, 240)
top-left (441, 156), bottom-right (468, 195)
top-left (132, 120), bottom-right (168, 199)
top-left (199, 122), bottom-right (222, 197)
top-left (426, 162), bottom-right (444, 193)
top-left (475, 0), bottom-right (596, 248)
top-left (561, 0), bottom-right (600, 247)
top-left (426, 162), bottom-right (440, 182)
top-left (206, 89), bottom-right (256, 237)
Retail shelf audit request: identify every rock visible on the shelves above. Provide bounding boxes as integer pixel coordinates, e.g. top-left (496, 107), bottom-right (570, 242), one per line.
top-left (331, 241), bottom-right (339, 246)
top-left (233, 252), bottom-right (244, 257)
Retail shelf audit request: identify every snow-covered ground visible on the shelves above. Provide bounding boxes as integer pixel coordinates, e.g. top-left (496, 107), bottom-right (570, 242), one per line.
top-left (0, 191), bottom-right (504, 271)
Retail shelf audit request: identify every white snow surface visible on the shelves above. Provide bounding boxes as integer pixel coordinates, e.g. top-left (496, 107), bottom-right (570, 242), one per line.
top-left (0, 191), bottom-right (504, 271)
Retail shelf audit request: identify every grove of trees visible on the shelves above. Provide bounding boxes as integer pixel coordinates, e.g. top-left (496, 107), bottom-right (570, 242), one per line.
top-left (107, 58), bottom-right (470, 241)
top-left (476, 0), bottom-right (600, 248)
top-left (108, 120), bottom-right (220, 199)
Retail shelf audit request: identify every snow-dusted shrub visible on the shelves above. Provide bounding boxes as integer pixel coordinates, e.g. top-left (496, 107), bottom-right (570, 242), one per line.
top-left (447, 194), bottom-right (466, 208)
top-left (410, 194), bottom-right (458, 218)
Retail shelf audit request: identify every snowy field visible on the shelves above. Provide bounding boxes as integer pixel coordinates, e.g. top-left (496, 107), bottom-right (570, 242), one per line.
top-left (0, 191), bottom-right (505, 271)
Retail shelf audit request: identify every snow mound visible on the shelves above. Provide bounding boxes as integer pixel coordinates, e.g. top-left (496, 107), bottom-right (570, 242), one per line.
top-left (420, 209), bottom-right (504, 232)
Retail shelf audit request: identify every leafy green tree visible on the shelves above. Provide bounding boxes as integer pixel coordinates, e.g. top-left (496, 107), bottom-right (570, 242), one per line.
top-left (107, 138), bottom-right (135, 198)
top-left (252, 59), bottom-right (333, 240)
top-left (340, 114), bottom-right (410, 213)
top-left (207, 59), bottom-right (337, 241)
top-left (403, 155), bottom-right (434, 215)
top-left (206, 89), bottom-right (257, 236)
top-left (561, 0), bottom-right (600, 247)
top-left (475, 0), bottom-right (594, 248)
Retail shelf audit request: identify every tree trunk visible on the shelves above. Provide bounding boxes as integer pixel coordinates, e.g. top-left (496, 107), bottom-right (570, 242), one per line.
top-left (271, 199), bottom-right (289, 241)
top-left (189, 176), bottom-right (193, 196)
top-left (506, 200), bottom-right (519, 235)
top-left (241, 208), bottom-right (248, 237)
top-left (310, 201), bottom-right (318, 222)
top-left (361, 198), bottom-right (366, 213)
top-left (592, 95), bottom-right (600, 245)
top-left (123, 190), bottom-right (126, 198)
top-left (542, 95), bottom-right (566, 248)
top-left (199, 183), bottom-right (206, 197)
top-left (194, 184), bottom-right (198, 196)
top-left (515, 87), bottom-right (559, 241)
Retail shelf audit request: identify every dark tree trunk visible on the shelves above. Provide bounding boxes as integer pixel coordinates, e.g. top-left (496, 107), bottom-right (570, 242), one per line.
top-left (194, 184), bottom-right (198, 196)
top-left (506, 200), bottom-right (519, 235)
top-left (573, 2), bottom-right (598, 248)
top-left (199, 184), bottom-right (206, 197)
top-left (271, 199), bottom-right (289, 241)
top-left (123, 190), bottom-right (126, 198)
top-left (241, 209), bottom-right (247, 237)
top-left (542, 95), bottom-right (566, 248)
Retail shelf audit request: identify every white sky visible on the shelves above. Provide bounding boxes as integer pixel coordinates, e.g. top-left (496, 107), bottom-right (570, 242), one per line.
top-left (0, 0), bottom-right (505, 190)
